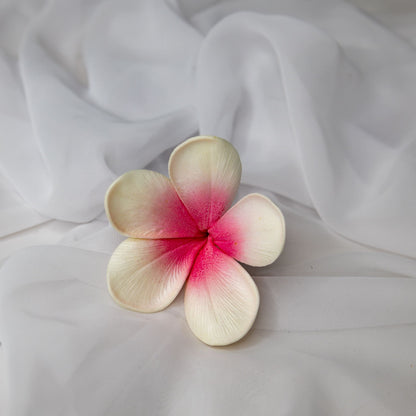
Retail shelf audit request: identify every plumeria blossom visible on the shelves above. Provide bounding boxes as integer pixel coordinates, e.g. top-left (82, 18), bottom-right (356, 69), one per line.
top-left (105, 136), bottom-right (285, 346)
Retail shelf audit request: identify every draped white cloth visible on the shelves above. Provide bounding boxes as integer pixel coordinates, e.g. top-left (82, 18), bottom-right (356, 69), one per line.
top-left (1, 0), bottom-right (416, 414)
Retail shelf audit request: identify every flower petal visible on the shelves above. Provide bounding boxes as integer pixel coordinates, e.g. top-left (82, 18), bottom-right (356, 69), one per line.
top-left (108, 237), bottom-right (205, 312)
top-left (209, 194), bottom-right (285, 266)
top-left (184, 239), bottom-right (259, 346)
top-left (169, 136), bottom-right (242, 231)
top-left (105, 170), bottom-right (201, 238)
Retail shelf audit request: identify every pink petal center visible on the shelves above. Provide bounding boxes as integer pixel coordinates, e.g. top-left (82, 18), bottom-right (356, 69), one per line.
top-left (150, 190), bottom-right (246, 283)
top-left (208, 215), bottom-right (242, 260)
top-left (188, 236), bottom-right (217, 284)
top-left (175, 184), bottom-right (236, 232)
top-left (151, 185), bottom-right (204, 238)
top-left (186, 233), bottom-right (242, 286)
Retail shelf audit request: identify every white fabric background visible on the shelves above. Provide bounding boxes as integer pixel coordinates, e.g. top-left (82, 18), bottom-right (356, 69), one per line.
top-left (0, 0), bottom-right (415, 414)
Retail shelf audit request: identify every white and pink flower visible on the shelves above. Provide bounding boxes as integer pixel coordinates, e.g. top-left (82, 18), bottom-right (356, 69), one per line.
top-left (105, 136), bottom-right (285, 346)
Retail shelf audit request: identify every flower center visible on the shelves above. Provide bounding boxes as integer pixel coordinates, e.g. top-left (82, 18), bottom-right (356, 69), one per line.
top-left (201, 229), bottom-right (209, 238)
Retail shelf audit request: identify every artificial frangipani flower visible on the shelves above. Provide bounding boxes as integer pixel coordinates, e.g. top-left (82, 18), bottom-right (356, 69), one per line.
top-left (105, 136), bottom-right (285, 346)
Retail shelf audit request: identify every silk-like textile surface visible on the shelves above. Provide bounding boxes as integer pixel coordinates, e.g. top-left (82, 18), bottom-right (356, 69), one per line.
top-left (0, 0), bottom-right (415, 415)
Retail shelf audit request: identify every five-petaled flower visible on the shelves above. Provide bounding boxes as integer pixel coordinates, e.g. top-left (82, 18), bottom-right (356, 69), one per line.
top-left (105, 136), bottom-right (285, 346)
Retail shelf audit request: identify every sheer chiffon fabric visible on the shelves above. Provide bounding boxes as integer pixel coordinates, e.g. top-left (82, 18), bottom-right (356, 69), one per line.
top-left (0, 0), bottom-right (416, 414)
